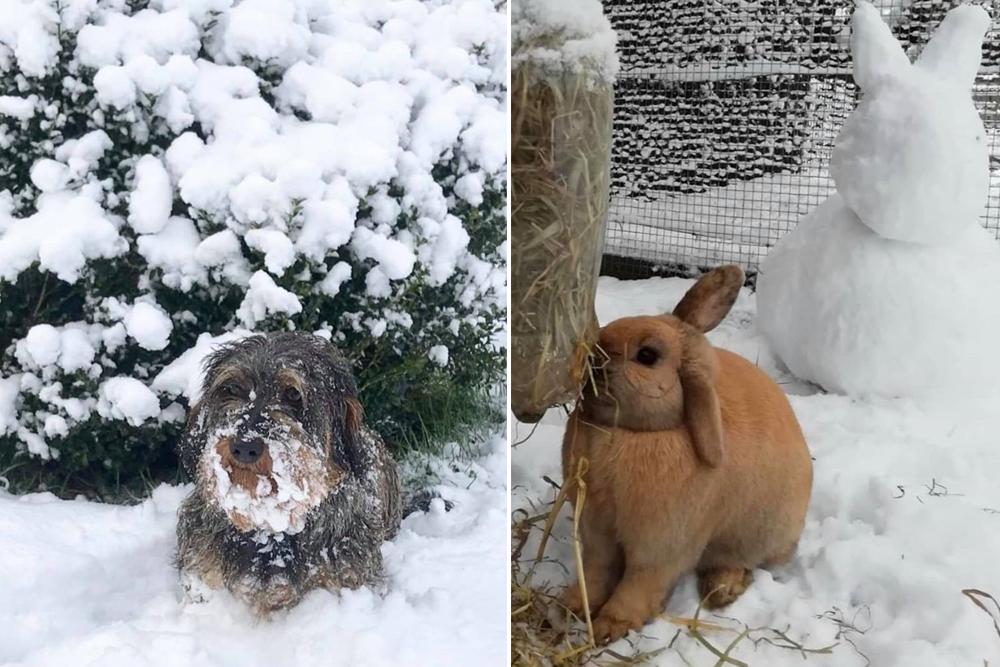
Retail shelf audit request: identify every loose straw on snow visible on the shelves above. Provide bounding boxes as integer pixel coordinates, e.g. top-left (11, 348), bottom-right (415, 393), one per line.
top-left (512, 451), bottom-right (841, 665)
top-left (513, 456), bottom-right (623, 665)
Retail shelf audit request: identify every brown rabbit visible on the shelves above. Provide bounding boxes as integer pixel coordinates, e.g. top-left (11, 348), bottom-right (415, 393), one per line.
top-left (561, 265), bottom-right (812, 644)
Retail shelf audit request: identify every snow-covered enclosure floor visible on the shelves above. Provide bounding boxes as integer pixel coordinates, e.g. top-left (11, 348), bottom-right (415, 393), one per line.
top-left (513, 276), bottom-right (1000, 666)
top-left (0, 434), bottom-right (507, 667)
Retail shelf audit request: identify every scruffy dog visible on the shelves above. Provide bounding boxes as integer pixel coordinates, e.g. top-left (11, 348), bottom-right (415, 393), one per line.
top-left (175, 332), bottom-right (402, 616)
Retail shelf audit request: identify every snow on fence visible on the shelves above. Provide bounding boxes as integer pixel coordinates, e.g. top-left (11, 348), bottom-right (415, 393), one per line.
top-left (601, 0), bottom-right (1000, 274)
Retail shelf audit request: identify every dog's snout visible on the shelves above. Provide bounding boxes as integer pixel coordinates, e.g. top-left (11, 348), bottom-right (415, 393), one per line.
top-left (230, 437), bottom-right (264, 465)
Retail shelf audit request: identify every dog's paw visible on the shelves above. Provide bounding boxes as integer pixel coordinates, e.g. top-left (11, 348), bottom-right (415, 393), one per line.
top-left (180, 571), bottom-right (215, 605)
top-left (403, 489), bottom-right (454, 516)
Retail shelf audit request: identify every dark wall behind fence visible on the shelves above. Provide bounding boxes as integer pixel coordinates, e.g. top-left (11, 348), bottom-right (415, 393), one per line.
top-left (599, 0), bottom-right (1000, 279)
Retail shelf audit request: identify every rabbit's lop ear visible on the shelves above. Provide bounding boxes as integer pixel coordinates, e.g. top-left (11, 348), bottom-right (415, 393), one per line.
top-left (673, 265), bottom-right (744, 333)
top-left (915, 4), bottom-right (990, 90)
top-left (851, 1), bottom-right (911, 91)
top-left (679, 340), bottom-right (724, 468)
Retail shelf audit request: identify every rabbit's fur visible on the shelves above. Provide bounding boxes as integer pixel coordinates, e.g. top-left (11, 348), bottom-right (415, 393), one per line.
top-left (561, 266), bottom-right (812, 643)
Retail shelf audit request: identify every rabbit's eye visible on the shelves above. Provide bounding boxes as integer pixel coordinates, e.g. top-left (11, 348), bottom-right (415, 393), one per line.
top-left (635, 346), bottom-right (660, 366)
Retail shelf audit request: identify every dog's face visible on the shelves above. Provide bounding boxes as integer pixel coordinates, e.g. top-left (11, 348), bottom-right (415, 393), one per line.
top-left (183, 333), bottom-right (364, 534)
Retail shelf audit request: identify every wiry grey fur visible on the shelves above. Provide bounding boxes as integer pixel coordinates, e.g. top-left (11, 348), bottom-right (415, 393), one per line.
top-left (175, 332), bottom-right (402, 616)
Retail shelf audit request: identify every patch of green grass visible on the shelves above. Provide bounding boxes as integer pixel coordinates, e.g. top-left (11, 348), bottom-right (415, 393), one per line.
top-left (0, 429), bottom-right (182, 503)
top-left (381, 381), bottom-right (504, 457)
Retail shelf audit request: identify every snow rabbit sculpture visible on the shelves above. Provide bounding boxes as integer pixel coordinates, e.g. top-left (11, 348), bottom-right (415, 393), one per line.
top-left (757, 2), bottom-right (1000, 397)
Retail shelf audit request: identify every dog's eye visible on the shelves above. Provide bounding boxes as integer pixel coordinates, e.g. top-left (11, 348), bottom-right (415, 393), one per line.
top-left (283, 386), bottom-right (302, 405)
top-left (635, 346), bottom-right (660, 366)
top-left (221, 382), bottom-right (245, 399)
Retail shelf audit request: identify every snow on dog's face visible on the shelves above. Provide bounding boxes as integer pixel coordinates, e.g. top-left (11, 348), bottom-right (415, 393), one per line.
top-left (179, 333), bottom-right (365, 534)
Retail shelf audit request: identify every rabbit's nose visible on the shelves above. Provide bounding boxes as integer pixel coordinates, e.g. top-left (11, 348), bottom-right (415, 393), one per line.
top-left (586, 351), bottom-right (612, 389)
top-left (590, 344), bottom-right (611, 367)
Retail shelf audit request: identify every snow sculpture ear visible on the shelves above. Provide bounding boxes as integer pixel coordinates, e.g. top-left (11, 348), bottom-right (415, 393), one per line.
top-left (851, 1), bottom-right (912, 91)
top-left (915, 4), bottom-right (990, 90)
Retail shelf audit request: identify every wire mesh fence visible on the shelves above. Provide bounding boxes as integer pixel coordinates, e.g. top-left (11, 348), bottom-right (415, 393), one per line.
top-left (600, 0), bottom-right (1000, 278)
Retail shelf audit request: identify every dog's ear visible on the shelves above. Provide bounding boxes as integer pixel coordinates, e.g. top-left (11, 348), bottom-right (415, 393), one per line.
top-left (679, 336), bottom-right (724, 468)
top-left (312, 338), bottom-right (369, 472)
top-left (177, 399), bottom-right (204, 477)
top-left (345, 396), bottom-right (364, 435)
top-left (334, 395), bottom-right (368, 475)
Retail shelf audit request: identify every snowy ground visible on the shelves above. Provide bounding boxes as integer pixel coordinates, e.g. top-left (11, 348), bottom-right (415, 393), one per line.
top-left (512, 276), bottom-right (1000, 666)
top-left (0, 433), bottom-right (507, 667)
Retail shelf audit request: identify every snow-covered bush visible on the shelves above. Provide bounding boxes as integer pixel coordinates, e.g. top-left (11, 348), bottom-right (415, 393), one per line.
top-left (0, 0), bottom-right (507, 497)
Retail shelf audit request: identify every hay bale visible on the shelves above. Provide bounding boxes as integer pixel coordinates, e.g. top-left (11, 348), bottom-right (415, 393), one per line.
top-left (510, 2), bottom-right (617, 422)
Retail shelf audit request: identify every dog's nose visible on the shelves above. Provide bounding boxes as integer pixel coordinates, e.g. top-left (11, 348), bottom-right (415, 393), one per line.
top-left (230, 437), bottom-right (264, 465)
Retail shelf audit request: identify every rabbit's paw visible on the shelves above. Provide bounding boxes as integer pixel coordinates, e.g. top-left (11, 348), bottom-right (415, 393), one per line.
top-left (560, 584), bottom-right (586, 617)
top-left (697, 567), bottom-right (753, 609)
top-left (560, 579), bottom-right (612, 617)
top-left (592, 611), bottom-right (642, 645)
